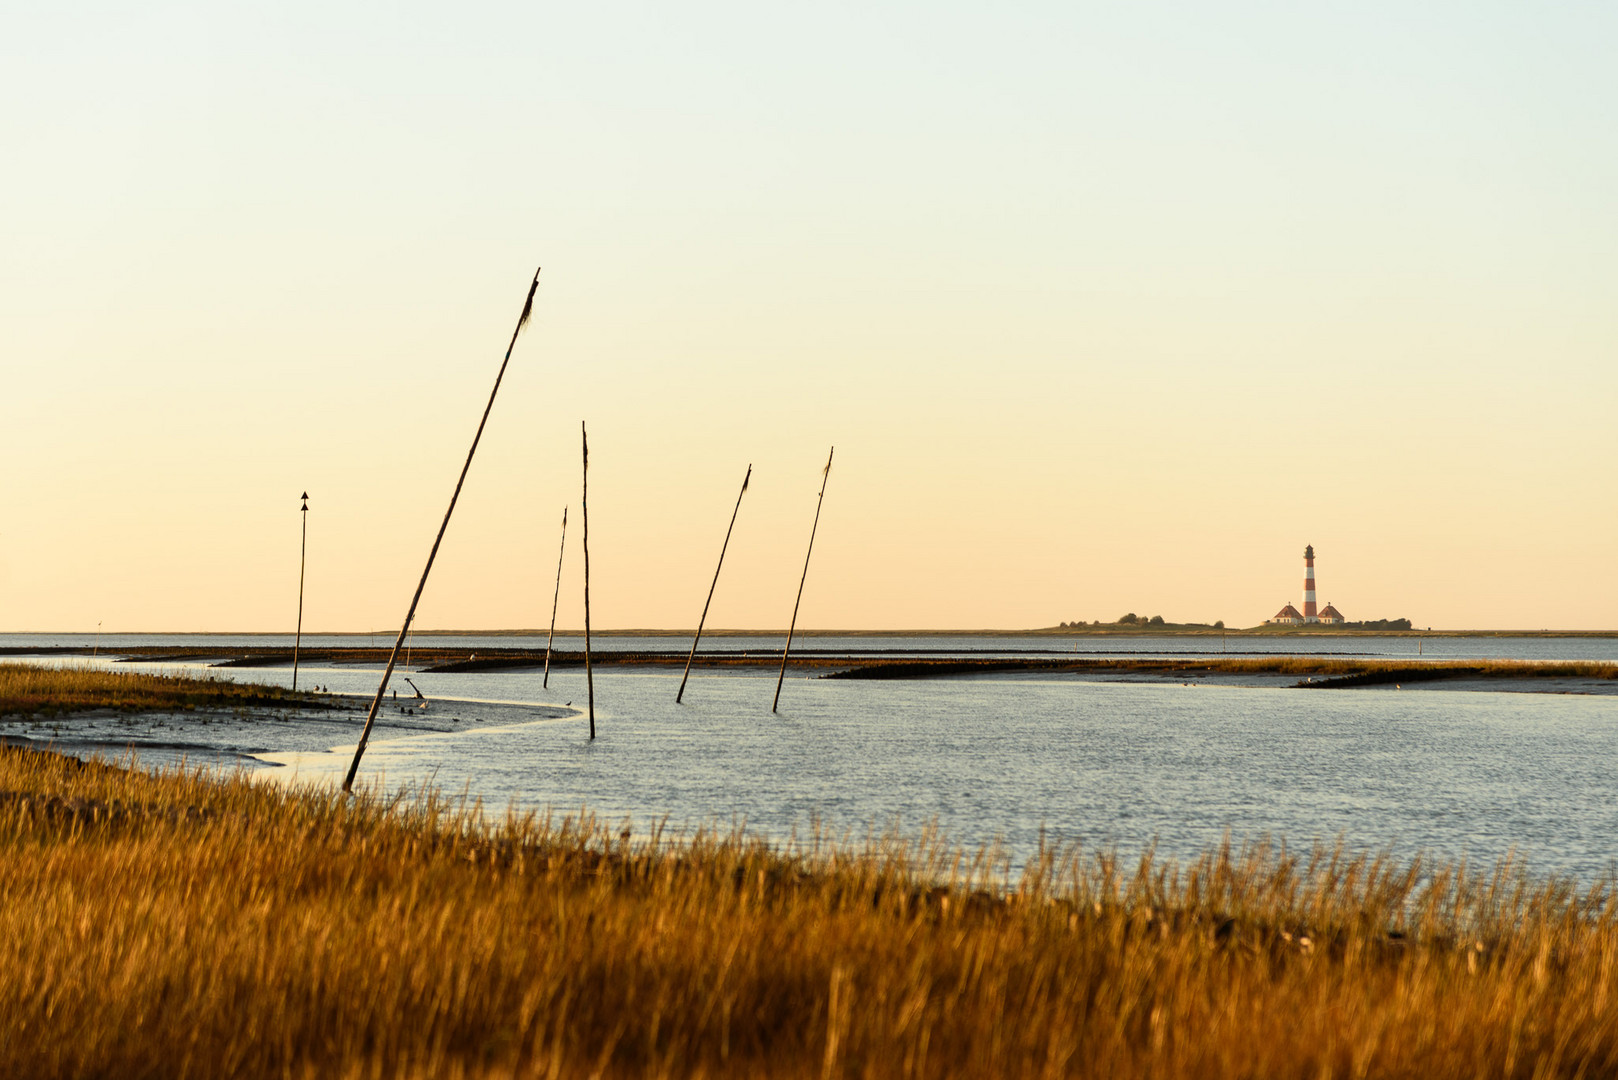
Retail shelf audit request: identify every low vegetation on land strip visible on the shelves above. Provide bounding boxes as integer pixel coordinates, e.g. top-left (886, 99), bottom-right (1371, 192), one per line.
top-left (6, 743), bottom-right (1618, 1077)
top-left (0, 663), bottom-right (314, 718)
top-left (1053, 615), bottom-right (1416, 632)
top-left (827, 656), bottom-right (1618, 684)
top-left (10, 650), bottom-right (1616, 689)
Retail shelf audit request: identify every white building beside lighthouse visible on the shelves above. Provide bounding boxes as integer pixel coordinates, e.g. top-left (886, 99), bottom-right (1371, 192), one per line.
top-left (1269, 603), bottom-right (1306, 625)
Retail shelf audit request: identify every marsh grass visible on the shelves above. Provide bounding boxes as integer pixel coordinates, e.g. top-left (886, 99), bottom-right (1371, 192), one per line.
top-left (0, 662), bottom-right (310, 717)
top-left (1214, 657), bottom-right (1618, 684)
top-left (6, 745), bottom-right (1618, 1078)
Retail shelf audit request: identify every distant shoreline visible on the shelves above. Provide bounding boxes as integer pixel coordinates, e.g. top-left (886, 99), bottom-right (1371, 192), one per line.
top-left (9, 627), bottom-right (1618, 638)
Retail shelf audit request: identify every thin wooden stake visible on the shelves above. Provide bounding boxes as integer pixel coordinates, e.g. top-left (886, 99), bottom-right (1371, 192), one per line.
top-left (677, 465), bottom-right (751, 703)
top-left (293, 492), bottom-right (309, 692)
top-left (341, 266), bottom-right (541, 793)
top-left (774, 447), bottom-right (833, 713)
top-left (543, 507), bottom-right (567, 689)
top-left (582, 422), bottom-right (595, 738)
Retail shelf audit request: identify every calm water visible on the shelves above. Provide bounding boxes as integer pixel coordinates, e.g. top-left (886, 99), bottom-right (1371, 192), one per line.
top-left (9, 634), bottom-right (1617, 882)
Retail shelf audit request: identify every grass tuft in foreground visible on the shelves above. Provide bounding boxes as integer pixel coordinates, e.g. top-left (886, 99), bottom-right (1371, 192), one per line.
top-left (5, 744), bottom-right (1618, 1078)
top-left (0, 662), bottom-right (311, 717)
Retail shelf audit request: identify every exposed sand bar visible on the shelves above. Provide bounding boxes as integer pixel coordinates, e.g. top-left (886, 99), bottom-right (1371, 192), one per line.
top-left (0, 664), bottom-right (574, 770)
top-left (825, 656), bottom-right (1618, 692)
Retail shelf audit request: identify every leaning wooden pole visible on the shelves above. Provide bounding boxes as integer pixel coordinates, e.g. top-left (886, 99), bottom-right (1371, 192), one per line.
top-left (581, 422), bottom-right (595, 738)
top-left (293, 492), bottom-right (309, 692)
top-left (773, 447), bottom-right (833, 713)
top-left (340, 267), bottom-right (541, 794)
top-left (542, 506), bottom-right (567, 689)
top-left (677, 464), bottom-right (751, 703)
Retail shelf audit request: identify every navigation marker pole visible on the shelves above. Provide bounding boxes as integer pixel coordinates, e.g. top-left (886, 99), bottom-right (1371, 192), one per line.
top-left (341, 267), bottom-right (541, 794)
top-left (773, 447), bottom-right (833, 713)
top-left (677, 464), bottom-right (751, 703)
top-left (293, 492), bottom-right (309, 691)
top-left (543, 507), bottom-right (567, 689)
top-left (581, 422), bottom-right (595, 739)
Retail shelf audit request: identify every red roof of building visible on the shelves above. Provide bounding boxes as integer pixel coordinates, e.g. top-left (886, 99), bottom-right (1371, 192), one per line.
top-left (1272, 603), bottom-right (1304, 620)
top-left (1318, 604), bottom-right (1345, 621)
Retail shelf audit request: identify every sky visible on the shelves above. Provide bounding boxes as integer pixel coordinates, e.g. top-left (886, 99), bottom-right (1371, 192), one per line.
top-left (2, 1), bottom-right (1615, 632)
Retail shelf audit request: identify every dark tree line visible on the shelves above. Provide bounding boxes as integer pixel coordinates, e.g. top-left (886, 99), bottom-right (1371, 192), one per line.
top-left (1057, 615), bottom-right (1226, 630)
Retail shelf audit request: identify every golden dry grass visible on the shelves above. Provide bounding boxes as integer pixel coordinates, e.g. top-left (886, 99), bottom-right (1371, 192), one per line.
top-left (0, 662), bottom-right (308, 717)
top-left (6, 745), bottom-right (1618, 1078)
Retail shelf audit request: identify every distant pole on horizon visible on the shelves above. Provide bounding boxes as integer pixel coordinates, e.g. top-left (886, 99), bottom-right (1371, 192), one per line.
top-left (543, 506), bottom-right (566, 689)
top-left (293, 492), bottom-right (309, 691)
top-left (581, 422), bottom-right (594, 738)
top-left (677, 464), bottom-right (751, 704)
top-left (774, 447), bottom-right (834, 714)
top-left (341, 266), bottom-right (541, 794)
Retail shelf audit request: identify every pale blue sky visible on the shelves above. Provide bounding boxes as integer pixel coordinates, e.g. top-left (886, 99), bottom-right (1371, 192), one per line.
top-left (3, 2), bottom-right (1615, 630)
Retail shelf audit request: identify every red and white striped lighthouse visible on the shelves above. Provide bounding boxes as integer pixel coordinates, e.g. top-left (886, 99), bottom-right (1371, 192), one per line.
top-left (1302, 545), bottom-right (1318, 623)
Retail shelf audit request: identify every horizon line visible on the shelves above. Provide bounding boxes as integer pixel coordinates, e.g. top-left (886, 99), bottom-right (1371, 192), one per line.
top-left (5, 627), bottom-right (1616, 637)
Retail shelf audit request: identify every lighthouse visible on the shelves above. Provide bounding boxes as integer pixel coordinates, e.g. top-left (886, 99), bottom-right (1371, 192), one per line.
top-left (1302, 545), bottom-right (1318, 623)
top-left (1266, 545), bottom-right (1348, 624)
